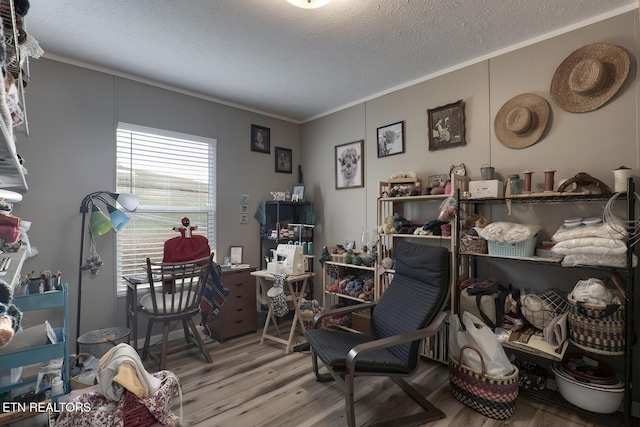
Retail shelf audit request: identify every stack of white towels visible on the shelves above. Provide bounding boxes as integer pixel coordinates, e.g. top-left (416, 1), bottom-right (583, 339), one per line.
top-left (551, 218), bottom-right (635, 267)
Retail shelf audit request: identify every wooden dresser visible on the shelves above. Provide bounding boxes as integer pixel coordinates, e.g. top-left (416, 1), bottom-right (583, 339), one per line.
top-left (207, 266), bottom-right (257, 342)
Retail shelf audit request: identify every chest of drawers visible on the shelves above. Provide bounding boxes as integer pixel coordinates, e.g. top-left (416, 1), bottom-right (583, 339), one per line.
top-left (207, 267), bottom-right (257, 342)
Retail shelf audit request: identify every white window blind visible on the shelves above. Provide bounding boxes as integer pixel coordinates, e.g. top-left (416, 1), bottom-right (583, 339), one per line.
top-left (115, 122), bottom-right (216, 296)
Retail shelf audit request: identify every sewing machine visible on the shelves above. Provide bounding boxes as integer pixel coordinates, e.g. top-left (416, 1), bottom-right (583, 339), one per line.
top-left (267, 244), bottom-right (306, 275)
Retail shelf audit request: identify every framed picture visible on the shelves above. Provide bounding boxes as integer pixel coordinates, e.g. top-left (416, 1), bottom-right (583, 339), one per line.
top-left (292, 184), bottom-right (305, 201)
top-left (376, 121), bottom-right (405, 158)
top-left (240, 213), bottom-right (249, 224)
top-left (335, 140), bottom-right (364, 189)
top-left (240, 194), bottom-right (249, 204)
top-left (240, 204), bottom-right (249, 213)
top-left (427, 100), bottom-right (466, 151)
top-left (274, 147), bottom-right (292, 173)
top-left (230, 246), bottom-right (243, 264)
top-left (251, 124), bottom-right (270, 154)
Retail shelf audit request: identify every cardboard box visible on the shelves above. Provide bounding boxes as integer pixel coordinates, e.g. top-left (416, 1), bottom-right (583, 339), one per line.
top-left (469, 180), bottom-right (503, 198)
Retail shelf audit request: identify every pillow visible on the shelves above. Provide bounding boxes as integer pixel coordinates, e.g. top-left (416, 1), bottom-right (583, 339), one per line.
top-left (141, 291), bottom-right (197, 313)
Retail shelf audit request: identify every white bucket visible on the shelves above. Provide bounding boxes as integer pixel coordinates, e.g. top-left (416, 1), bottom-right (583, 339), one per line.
top-left (613, 167), bottom-right (632, 192)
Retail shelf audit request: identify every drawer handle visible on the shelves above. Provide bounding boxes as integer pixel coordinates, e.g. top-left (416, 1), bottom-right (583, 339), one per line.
top-left (236, 308), bottom-right (244, 312)
top-left (235, 295), bottom-right (243, 299)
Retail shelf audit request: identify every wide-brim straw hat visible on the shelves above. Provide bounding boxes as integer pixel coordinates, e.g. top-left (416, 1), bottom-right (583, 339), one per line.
top-left (494, 93), bottom-right (549, 149)
top-left (550, 43), bottom-right (630, 113)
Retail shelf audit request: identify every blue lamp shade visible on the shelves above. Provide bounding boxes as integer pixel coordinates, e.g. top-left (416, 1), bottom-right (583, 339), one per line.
top-left (107, 204), bottom-right (130, 231)
top-left (109, 192), bottom-right (140, 211)
top-left (90, 204), bottom-right (113, 236)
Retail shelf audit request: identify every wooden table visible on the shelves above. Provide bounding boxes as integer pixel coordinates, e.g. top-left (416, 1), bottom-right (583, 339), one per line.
top-left (251, 270), bottom-right (313, 354)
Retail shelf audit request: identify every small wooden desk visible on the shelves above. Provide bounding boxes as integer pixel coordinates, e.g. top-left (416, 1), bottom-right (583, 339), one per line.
top-left (251, 270), bottom-right (313, 354)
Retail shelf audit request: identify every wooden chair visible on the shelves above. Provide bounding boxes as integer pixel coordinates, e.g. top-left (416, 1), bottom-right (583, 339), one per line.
top-left (304, 241), bottom-right (450, 426)
top-left (140, 253), bottom-right (214, 370)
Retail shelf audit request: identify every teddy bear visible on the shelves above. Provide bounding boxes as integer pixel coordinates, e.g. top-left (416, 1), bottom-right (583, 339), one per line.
top-left (0, 280), bottom-right (22, 347)
top-left (358, 279), bottom-right (375, 301)
top-left (378, 215), bottom-right (396, 235)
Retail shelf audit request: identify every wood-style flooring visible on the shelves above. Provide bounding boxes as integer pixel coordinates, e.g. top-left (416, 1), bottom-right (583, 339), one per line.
top-left (146, 327), bottom-right (620, 427)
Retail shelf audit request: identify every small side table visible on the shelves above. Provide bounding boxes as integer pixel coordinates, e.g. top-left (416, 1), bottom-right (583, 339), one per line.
top-left (251, 270), bottom-right (314, 354)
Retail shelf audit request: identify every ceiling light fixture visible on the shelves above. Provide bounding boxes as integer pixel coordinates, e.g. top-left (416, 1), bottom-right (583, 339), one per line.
top-left (287, 0), bottom-right (331, 9)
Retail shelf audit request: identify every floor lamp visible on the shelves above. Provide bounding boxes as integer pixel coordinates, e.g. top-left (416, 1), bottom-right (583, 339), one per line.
top-left (76, 191), bottom-right (139, 354)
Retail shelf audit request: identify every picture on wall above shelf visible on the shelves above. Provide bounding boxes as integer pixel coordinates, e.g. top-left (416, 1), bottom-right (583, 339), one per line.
top-left (275, 146), bottom-right (292, 173)
top-left (376, 121), bottom-right (405, 158)
top-left (335, 140), bottom-right (364, 189)
top-left (428, 100), bottom-right (466, 151)
top-left (251, 124), bottom-right (270, 154)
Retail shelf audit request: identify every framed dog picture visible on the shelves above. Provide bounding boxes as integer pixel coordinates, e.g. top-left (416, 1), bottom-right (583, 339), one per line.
top-left (335, 140), bottom-right (364, 189)
top-left (376, 121), bottom-right (404, 158)
top-left (427, 100), bottom-right (466, 151)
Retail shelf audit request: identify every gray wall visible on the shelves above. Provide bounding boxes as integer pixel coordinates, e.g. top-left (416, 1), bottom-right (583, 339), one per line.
top-left (13, 60), bottom-right (301, 340)
top-left (301, 11), bottom-right (639, 277)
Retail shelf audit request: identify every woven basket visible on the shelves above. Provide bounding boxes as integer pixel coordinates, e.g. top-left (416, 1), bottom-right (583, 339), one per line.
top-left (78, 327), bottom-right (130, 359)
top-left (449, 345), bottom-right (519, 420)
top-left (567, 293), bottom-right (625, 355)
top-left (460, 235), bottom-right (488, 254)
top-left (487, 236), bottom-right (537, 258)
top-left (123, 390), bottom-right (158, 427)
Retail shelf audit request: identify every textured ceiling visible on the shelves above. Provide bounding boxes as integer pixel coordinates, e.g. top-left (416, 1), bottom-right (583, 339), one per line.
top-left (26, 0), bottom-right (636, 122)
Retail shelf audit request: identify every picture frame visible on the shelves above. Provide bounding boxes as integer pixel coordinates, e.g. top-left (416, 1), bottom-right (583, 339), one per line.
top-left (335, 140), bottom-right (364, 189)
top-left (230, 246), bottom-right (243, 264)
top-left (240, 213), bottom-right (249, 224)
top-left (240, 204), bottom-right (249, 213)
top-left (275, 146), bottom-right (293, 173)
top-left (240, 194), bottom-right (249, 204)
top-left (251, 124), bottom-right (270, 154)
top-left (292, 184), bottom-right (305, 201)
top-left (427, 100), bottom-right (466, 151)
top-left (376, 121), bottom-right (405, 158)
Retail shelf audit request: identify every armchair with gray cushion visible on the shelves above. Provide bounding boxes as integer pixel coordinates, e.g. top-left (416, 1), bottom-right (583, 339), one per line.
top-left (304, 240), bottom-right (450, 426)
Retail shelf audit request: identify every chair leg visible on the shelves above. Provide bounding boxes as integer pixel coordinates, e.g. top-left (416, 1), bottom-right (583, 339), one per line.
top-left (188, 317), bottom-right (213, 363)
top-left (182, 319), bottom-right (191, 344)
top-left (160, 322), bottom-right (170, 370)
top-left (311, 349), bottom-right (335, 382)
top-left (344, 371), bottom-right (356, 427)
top-left (142, 319), bottom-right (153, 361)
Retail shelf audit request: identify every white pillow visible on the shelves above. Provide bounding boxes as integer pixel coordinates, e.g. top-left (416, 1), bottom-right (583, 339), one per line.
top-left (141, 291), bottom-right (197, 313)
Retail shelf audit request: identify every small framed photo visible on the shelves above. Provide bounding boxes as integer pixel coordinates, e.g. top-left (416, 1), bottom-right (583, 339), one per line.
top-left (376, 121), bottom-right (405, 158)
top-left (427, 100), bottom-right (466, 151)
top-left (335, 140), bottom-right (364, 189)
top-left (230, 246), bottom-right (243, 264)
top-left (240, 204), bottom-right (249, 213)
top-left (275, 146), bottom-right (292, 173)
top-left (251, 124), bottom-right (270, 154)
top-left (240, 194), bottom-right (249, 204)
top-left (292, 184), bottom-right (305, 201)
top-left (240, 213), bottom-right (249, 224)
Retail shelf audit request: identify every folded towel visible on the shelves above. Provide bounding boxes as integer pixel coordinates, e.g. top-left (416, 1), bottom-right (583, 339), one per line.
top-left (479, 221), bottom-right (540, 243)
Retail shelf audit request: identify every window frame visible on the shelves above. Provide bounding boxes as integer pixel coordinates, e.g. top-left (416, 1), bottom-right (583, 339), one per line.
top-left (115, 122), bottom-right (217, 296)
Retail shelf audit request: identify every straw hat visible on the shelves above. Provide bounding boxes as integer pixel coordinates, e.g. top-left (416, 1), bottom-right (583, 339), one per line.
top-left (550, 43), bottom-right (630, 113)
top-left (494, 93), bottom-right (549, 149)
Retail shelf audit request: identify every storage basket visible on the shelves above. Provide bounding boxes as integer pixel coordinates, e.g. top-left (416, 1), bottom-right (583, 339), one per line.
top-left (512, 360), bottom-right (547, 391)
top-left (520, 289), bottom-right (568, 330)
top-left (487, 236), bottom-right (537, 258)
top-left (78, 327), bottom-right (130, 359)
top-left (267, 273), bottom-right (289, 317)
top-left (460, 235), bottom-right (488, 254)
top-left (448, 345), bottom-right (519, 420)
top-left (567, 293), bottom-right (625, 355)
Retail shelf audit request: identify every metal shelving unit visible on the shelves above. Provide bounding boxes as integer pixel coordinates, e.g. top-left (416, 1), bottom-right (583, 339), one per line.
top-left (455, 183), bottom-right (635, 426)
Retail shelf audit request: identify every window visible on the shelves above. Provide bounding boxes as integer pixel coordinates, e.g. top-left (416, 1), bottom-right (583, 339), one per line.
top-left (115, 122), bottom-right (216, 295)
